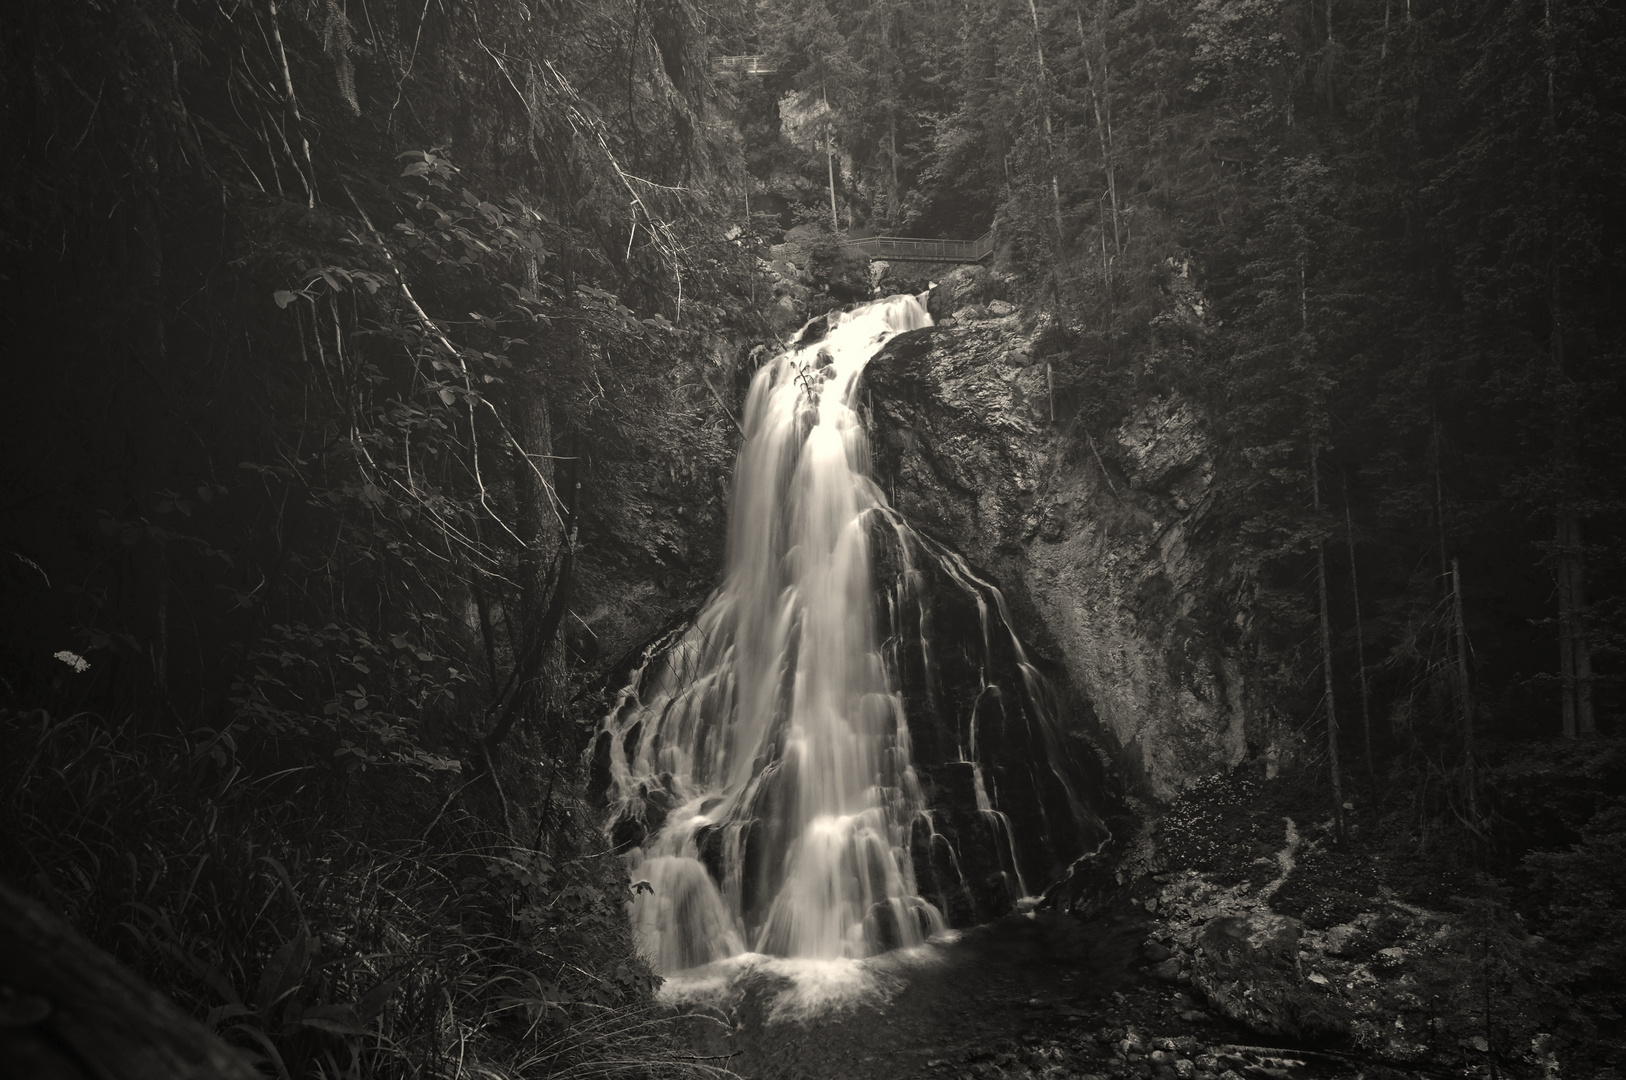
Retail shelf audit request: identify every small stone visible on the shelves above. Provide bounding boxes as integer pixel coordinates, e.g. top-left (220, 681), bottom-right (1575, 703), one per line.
top-left (1143, 941), bottom-right (1174, 963)
top-left (1173, 1060), bottom-right (1197, 1079)
top-left (1323, 925), bottom-right (1359, 956)
top-left (1307, 972), bottom-right (1329, 985)
top-left (988, 299), bottom-right (1016, 316)
top-left (1150, 958), bottom-right (1183, 982)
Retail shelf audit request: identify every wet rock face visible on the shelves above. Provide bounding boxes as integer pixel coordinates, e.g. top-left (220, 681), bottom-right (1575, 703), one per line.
top-left (862, 459), bottom-right (1114, 920)
top-left (862, 310), bottom-right (1249, 801)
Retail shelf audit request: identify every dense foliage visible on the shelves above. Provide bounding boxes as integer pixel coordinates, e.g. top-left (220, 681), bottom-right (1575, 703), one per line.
top-left (3, 0), bottom-right (1624, 1072)
top-left (737, 0), bottom-right (1625, 1064)
top-left (745, 0), bottom-right (1625, 763)
top-left (1, 0), bottom-right (761, 1073)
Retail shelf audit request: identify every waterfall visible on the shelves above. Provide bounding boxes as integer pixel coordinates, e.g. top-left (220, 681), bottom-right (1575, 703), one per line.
top-left (600, 294), bottom-right (941, 973)
top-left (596, 292), bottom-right (1101, 979)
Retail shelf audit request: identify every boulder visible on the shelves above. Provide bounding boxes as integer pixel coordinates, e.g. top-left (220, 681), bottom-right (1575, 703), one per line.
top-left (1193, 913), bottom-right (1351, 1045)
top-left (770, 294), bottom-right (804, 332)
top-left (927, 264), bottom-right (1012, 321)
top-left (794, 312), bottom-right (831, 347)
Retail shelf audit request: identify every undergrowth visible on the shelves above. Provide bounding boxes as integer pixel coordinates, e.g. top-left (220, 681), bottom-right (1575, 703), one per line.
top-left (0, 707), bottom-right (731, 1079)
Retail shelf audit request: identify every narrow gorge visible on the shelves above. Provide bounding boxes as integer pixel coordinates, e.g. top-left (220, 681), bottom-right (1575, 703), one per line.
top-left (2, 1), bottom-right (1622, 1078)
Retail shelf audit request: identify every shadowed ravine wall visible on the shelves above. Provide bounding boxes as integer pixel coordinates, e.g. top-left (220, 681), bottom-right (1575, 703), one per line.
top-left (582, 292), bottom-right (1259, 824)
top-left (860, 308), bottom-right (1255, 804)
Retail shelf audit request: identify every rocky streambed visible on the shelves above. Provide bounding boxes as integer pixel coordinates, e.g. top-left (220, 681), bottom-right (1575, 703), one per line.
top-left (662, 766), bottom-right (1572, 1080)
top-left (590, 268), bottom-right (1592, 1080)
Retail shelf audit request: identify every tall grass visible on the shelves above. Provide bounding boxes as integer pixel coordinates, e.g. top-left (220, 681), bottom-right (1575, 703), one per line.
top-left (0, 707), bottom-right (733, 1079)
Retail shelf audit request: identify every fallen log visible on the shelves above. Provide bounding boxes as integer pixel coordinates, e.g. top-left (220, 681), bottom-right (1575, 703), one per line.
top-left (0, 879), bottom-right (261, 1079)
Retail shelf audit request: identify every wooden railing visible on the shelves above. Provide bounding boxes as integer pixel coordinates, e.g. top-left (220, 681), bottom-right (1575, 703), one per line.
top-left (849, 231), bottom-right (994, 264)
top-left (711, 55), bottom-right (779, 75)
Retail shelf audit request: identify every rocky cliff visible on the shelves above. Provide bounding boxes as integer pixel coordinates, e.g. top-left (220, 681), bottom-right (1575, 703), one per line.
top-left (863, 280), bottom-right (1255, 803)
top-left (581, 274), bottom-right (1263, 808)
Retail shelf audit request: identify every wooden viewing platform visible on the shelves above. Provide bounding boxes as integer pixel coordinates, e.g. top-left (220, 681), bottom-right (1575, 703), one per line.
top-left (849, 231), bottom-right (994, 264)
top-left (712, 54), bottom-right (779, 75)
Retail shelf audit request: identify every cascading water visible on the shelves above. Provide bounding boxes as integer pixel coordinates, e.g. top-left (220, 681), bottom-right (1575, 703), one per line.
top-left (596, 293), bottom-right (1104, 981)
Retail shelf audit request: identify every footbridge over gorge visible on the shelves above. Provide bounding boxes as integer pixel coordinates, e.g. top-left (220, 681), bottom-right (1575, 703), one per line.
top-left (848, 232), bottom-right (994, 264)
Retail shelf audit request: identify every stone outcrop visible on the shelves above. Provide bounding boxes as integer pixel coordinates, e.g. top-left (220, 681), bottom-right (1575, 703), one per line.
top-left (862, 298), bottom-right (1252, 801)
top-left (764, 225), bottom-right (872, 331)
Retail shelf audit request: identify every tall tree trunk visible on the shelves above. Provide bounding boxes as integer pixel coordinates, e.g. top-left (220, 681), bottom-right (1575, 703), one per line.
top-left (473, 579), bottom-right (500, 696)
top-left (1451, 558), bottom-right (1478, 819)
top-left (1430, 418), bottom-right (1450, 584)
top-left (1304, 254), bottom-right (1343, 836)
top-left (131, 197), bottom-right (170, 702)
top-left (1341, 469), bottom-right (1374, 780)
top-left (505, 246), bottom-right (568, 747)
top-left (1098, 209), bottom-right (1113, 330)
top-left (1324, 0), bottom-right (1336, 113)
top-left (824, 86), bottom-right (839, 232)
top-left (1077, 6), bottom-right (1121, 254)
top-left (1313, 441), bottom-right (1346, 839)
top-left (889, 112), bottom-right (902, 223)
top-left (1544, 0), bottom-right (1594, 738)
top-left (508, 375), bottom-right (561, 738)
top-left (1026, 0), bottom-right (1065, 247)
top-left (488, 442), bottom-right (579, 755)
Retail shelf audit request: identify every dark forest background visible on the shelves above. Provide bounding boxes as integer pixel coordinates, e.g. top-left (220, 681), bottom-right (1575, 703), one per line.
top-left (2, 0), bottom-right (1623, 1075)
